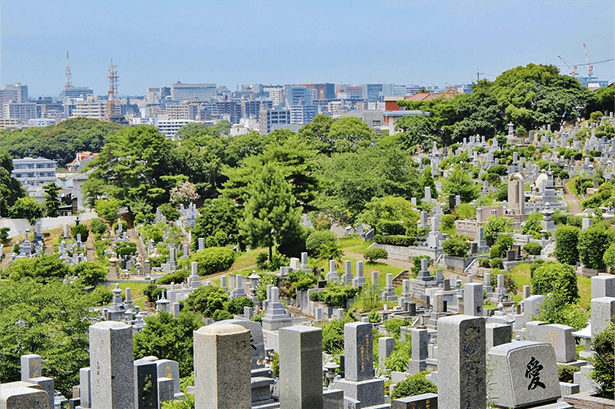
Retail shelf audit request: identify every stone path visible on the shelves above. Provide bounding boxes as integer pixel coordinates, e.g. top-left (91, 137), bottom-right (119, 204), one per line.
top-left (127, 227), bottom-right (147, 260)
top-left (562, 183), bottom-right (582, 214)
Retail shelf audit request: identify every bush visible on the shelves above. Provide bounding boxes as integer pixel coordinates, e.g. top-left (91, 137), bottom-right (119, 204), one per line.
top-left (532, 261), bottom-right (578, 303)
top-left (380, 221), bottom-right (406, 235)
top-left (368, 309), bottom-right (381, 323)
top-left (212, 309), bottom-right (233, 321)
top-left (490, 258), bottom-right (503, 269)
top-left (385, 339), bottom-right (411, 372)
top-left (72, 262), bottom-right (107, 287)
top-left (589, 319), bottom-right (615, 399)
top-left (87, 286), bottom-right (113, 306)
top-left (191, 247), bottom-right (236, 276)
top-left (250, 313), bottom-right (263, 323)
top-left (578, 224), bottom-right (613, 270)
top-left (305, 230), bottom-right (338, 257)
top-left (453, 203), bottom-right (476, 220)
top-left (555, 225), bottom-right (581, 265)
top-left (256, 252), bottom-right (269, 270)
top-left (557, 365), bottom-right (580, 383)
top-left (442, 235), bottom-right (470, 257)
top-left (310, 284), bottom-right (358, 308)
top-left (157, 269), bottom-right (190, 285)
top-left (71, 224), bottom-right (89, 243)
top-left (158, 203), bottom-right (181, 221)
top-left (496, 234), bottom-right (514, 252)
top-left (226, 297), bottom-right (254, 315)
top-left (364, 247), bottom-right (388, 263)
top-left (144, 282), bottom-right (163, 303)
top-left (89, 218), bottom-right (107, 236)
top-left (523, 242), bottom-right (542, 256)
top-left (440, 214), bottom-right (457, 231)
top-left (490, 244), bottom-right (503, 259)
top-left (183, 286), bottom-right (229, 317)
top-left (484, 216), bottom-right (512, 245)
top-left (411, 256), bottom-right (429, 276)
top-left (0, 227), bottom-right (9, 241)
top-left (373, 235), bottom-right (415, 246)
top-left (321, 317), bottom-right (355, 353)
top-left (479, 258), bottom-right (491, 268)
top-left (390, 371), bottom-right (437, 399)
top-left (384, 318), bottom-right (410, 340)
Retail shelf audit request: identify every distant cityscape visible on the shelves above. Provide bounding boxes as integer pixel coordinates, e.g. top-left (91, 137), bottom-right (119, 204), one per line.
top-left (1, 56), bottom-right (611, 138)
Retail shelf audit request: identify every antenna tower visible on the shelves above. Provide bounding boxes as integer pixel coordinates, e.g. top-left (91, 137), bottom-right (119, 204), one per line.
top-left (108, 59), bottom-right (119, 102)
top-left (65, 51), bottom-right (72, 88)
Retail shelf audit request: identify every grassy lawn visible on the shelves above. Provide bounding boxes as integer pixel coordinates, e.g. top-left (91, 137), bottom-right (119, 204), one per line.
top-left (510, 263), bottom-right (532, 291)
top-left (577, 275), bottom-right (592, 310)
top-left (339, 236), bottom-right (370, 253)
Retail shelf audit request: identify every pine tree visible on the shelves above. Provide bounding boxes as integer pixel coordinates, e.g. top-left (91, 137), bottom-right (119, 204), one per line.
top-left (43, 182), bottom-right (61, 217)
top-left (240, 165), bottom-right (302, 261)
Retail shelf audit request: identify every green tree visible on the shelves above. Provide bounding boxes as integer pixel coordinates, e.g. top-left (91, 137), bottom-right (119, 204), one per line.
top-left (42, 182), bottom-right (61, 217)
top-left (358, 196), bottom-right (419, 235)
top-left (578, 224), bottom-right (612, 270)
top-left (554, 225), bottom-right (580, 265)
top-left (441, 166), bottom-right (480, 203)
top-left (589, 319), bottom-right (614, 399)
top-left (297, 114), bottom-right (334, 154)
top-left (364, 247), bottom-right (388, 263)
top-left (327, 117), bottom-right (375, 153)
top-left (10, 196), bottom-right (42, 225)
top-left (72, 261), bottom-right (107, 286)
top-left (534, 293), bottom-right (588, 331)
top-left (95, 198), bottom-right (121, 226)
top-left (190, 247), bottom-right (236, 276)
top-left (442, 235), bottom-right (470, 257)
top-left (532, 261), bottom-right (579, 303)
top-left (240, 165), bottom-right (303, 262)
top-left (191, 197), bottom-right (241, 250)
top-left (483, 215), bottom-right (512, 245)
top-left (0, 279), bottom-right (97, 396)
top-left (183, 286), bottom-right (229, 318)
top-left (158, 203), bottom-right (181, 221)
top-left (134, 310), bottom-right (203, 378)
top-left (0, 150), bottom-right (26, 218)
top-left (4, 254), bottom-right (71, 282)
top-left (394, 115), bottom-right (437, 151)
top-left (71, 223), bottom-right (90, 243)
top-left (305, 230), bottom-right (338, 258)
top-left (420, 166), bottom-right (438, 200)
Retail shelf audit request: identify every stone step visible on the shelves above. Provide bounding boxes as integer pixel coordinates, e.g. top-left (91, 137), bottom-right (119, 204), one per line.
top-left (392, 270), bottom-right (410, 287)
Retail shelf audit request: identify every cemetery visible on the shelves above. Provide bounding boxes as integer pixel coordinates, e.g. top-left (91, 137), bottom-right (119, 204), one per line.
top-left (1, 74), bottom-right (615, 408)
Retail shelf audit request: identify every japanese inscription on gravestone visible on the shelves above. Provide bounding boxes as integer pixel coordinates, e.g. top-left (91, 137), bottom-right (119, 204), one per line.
top-left (525, 357), bottom-right (545, 390)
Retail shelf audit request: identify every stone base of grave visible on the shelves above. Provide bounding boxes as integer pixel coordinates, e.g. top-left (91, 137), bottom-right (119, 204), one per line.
top-left (407, 359), bottom-right (427, 375)
top-left (556, 359), bottom-right (587, 369)
top-left (519, 402), bottom-right (574, 408)
top-left (333, 378), bottom-right (385, 408)
top-left (409, 279), bottom-right (438, 300)
top-left (564, 391), bottom-right (615, 409)
top-left (579, 267), bottom-right (603, 278)
top-left (251, 376), bottom-right (276, 406)
top-left (261, 315), bottom-right (293, 331)
top-left (0, 381), bottom-right (50, 408)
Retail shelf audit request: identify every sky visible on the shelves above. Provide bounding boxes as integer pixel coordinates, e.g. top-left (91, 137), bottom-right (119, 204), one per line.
top-left (1, 0), bottom-right (614, 97)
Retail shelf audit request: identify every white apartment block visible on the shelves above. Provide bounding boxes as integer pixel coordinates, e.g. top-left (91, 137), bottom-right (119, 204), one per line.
top-left (12, 157), bottom-right (57, 187)
top-left (3, 102), bottom-right (38, 120)
top-left (156, 118), bottom-right (197, 139)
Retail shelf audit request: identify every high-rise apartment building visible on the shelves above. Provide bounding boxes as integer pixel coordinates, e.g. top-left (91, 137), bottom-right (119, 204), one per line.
top-left (290, 104), bottom-right (318, 125)
top-left (165, 103), bottom-right (199, 120)
top-left (3, 102), bottom-right (38, 120)
top-left (1, 83), bottom-right (28, 104)
top-left (259, 108), bottom-right (290, 134)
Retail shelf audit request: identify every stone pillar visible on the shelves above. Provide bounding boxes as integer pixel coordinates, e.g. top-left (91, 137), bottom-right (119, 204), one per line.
top-left (198, 238), bottom-right (205, 252)
top-left (408, 329), bottom-right (429, 374)
top-left (80, 367), bottom-right (92, 408)
top-left (193, 323), bottom-right (251, 409)
top-left (20, 354), bottom-right (41, 380)
top-left (464, 283), bottom-right (484, 317)
top-left (301, 252), bottom-right (308, 267)
top-left (591, 275), bottom-right (615, 298)
top-left (89, 321), bottom-right (135, 409)
top-left (486, 323), bottom-right (513, 349)
top-left (344, 322), bottom-right (373, 381)
top-left (279, 326), bottom-right (323, 409)
top-left (591, 297), bottom-right (615, 337)
top-left (378, 337), bottom-right (395, 369)
top-left (438, 315), bottom-right (486, 409)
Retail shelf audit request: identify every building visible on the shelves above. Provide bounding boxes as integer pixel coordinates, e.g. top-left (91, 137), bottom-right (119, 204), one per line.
top-left (362, 84), bottom-right (383, 102)
top-left (156, 118), bottom-right (197, 138)
top-left (284, 86), bottom-right (313, 108)
top-left (264, 86), bottom-right (284, 107)
top-left (304, 83), bottom-right (335, 100)
top-left (59, 86), bottom-right (93, 102)
top-left (165, 103), bottom-right (199, 120)
top-left (215, 101), bottom-right (242, 124)
top-left (290, 104), bottom-right (318, 125)
top-left (1, 83), bottom-right (28, 105)
top-left (12, 157), bottom-right (57, 187)
top-left (383, 96), bottom-right (428, 135)
top-left (382, 84), bottom-right (407, 97)
top-left (171, 82), bottom-right (217, 101)
top-left (3, 102), bottom-right (38, 120)
top-left (259, 108), bottom-right (291, 134)
top-left (27, 118), bottom-right (57, 127)
top-left (241, 100), bottom-right (272, 119)
top-left (71, 96), bottom-right (107, 120)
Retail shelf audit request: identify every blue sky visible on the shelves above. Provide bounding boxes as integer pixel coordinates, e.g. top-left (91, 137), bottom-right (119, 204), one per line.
top-left (1, 0), bottom-right (613, 96)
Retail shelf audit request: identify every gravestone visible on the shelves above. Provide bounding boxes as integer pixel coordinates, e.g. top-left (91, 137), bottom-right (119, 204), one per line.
top-left (486, 323), bottom-right (512, 349)
top-left (487, 341), bottom-right (560, 408)
top-left (392, 393), bottom-right (438, 409)
top-left (89, 321), bottom-right (135, 409)
top-left (590, 297), bottom-right (615, 337)
top-left (155, 359), bottom-right (180, 394)
top-left (526, 322), bottom-right (576, 363)
top-left (20, 354), bottom-right (41, 380)
top-left (408, 329), bottom-right (429, 374)
top-left (464, 283), bottom-right (483, 316)
top-left (133, 359), bottom-right (158, 409)
top-left (279, 326), bottom-right (323, 409)
top-left (438, 315), bottom-right (486, 409)
top-left (212, 319), bottom-right (266, 369)
top-left (379, 337), bottom-right (395, 369)
top-left (591, 275), bottom-right (615, 298)
top-left (0, 381), bottom-right (50, 408)
top-left (79, 367), bottom-right (91, 408)
top-left (193, 323), bottom-right (251, 409)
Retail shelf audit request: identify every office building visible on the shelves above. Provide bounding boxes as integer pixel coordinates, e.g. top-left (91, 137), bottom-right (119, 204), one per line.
top-left (1, 83), bottom-right (28, 105)
top-left (362, 84), bottom-right (383, 102)
top-left (171, 82), bottom-right (217, 101)
top-left (156, 118), bottom-right (197, 139)
top-left (259, 108), bottom-right (291, 134)
top-left (215, 101), bottom-right (242, 124)
top-left (241, 100), bottom-right (272, 119)
top-left (290, 104), bottom-right (318, 125)
top-left (284, 86), bottom-right (313, 107)
top-left (166, 103), bottom-right (199, 120)
top-left (60, 86), bottom-right (93, 102)
top-left (3, 102), bottom-right (38, 120)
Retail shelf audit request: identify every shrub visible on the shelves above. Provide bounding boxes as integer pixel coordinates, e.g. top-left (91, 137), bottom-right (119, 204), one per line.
top-left (0, 227), bottom-right (9, 241)
top-left (496, 234), bottom-right (514, 252)
top-left (521, 213), bottom-right (543, 237)
top-left (144, 282), bottom-right (163, 303)
top-left (212, 309), bottom-right (233, 321)
top-left (250, 313), bottom-right (263, 323)
top-left (484, 216), bottom-right (512, 245)
top-left (256, 252), bottom-right (269, 270)
top-left (87, 286), bottom-right (114, 306)
top-left (89, 218), bottom-right (107, 236)
top-left (557, 365), bottom-right (580, 383)
top-left (183, 286), bottom-right (229, 317)
top-left (490, 258), bottom-right (504, 269)
top-left (157, 269), bottom-right (190, 285)
top-left (191, 247), bottom-right (236, 276)
top-left (442, 235), bottom-right (470, 257)
top-left (523, 242), bottom-right (542, 256)
top-left (532, 261), bottom-right (578, 303)
top-left (479, 258), bottom-right (491, 268)
top-left (364, 247), bottom-right (388, 263)
top-left (72, 262), bottom-right (107, 287)
top-left (490, 244), bottom-right (503, 259)
top-left (158, 203), bottom-right (181, 221)
top-left (380, 221), bottom-right (406, 235)
top-left (390, 371), bottom-right (437, 399)
top-left (321, 317), bottom-right (356, 353)
top-left (555, 225), bottom-right (580, 265)
top-left (385, 339), bottom-right (412, 372)
top-left (440, 214), bottom-right (457, 231)
top-left (70, 224), bottom-right (90, 243)
top-left (310, 284), bottom-right (358, 308)
top-left (590, 319), bottom-right (615, 398)
top-left (411, 256), bottom-right (429, 276)
top-left (305, 230), bottom-right (338, 257)
top-left (578, 224), bottom-right (613, 270)
top-left (384, 318), bottom-right (410, 340)
top-left (226, 297), bottom-right (254, 315)
top-left (373, 235), bottom-right (415, 246)
top-left (368, 309), bottom-right (381, 323)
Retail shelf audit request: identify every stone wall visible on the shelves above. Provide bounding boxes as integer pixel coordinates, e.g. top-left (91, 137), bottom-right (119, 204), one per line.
top-left (371, 243), bottom-right (442, 261)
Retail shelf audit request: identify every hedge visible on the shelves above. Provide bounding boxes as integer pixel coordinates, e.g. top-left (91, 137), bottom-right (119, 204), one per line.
top-left (190, 247), bottom-right (236, 276)
top-left (373, 235), bottom-right (415, 246)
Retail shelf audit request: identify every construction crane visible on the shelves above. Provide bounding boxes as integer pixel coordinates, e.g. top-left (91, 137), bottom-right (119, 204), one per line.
top-left (557, 56), bottom-right (577, 76)
top-left (583, 44), bottom-right (594, 77)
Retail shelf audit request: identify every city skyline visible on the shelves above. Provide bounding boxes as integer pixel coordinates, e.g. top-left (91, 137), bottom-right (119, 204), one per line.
top-left (1, 0), bottom-right (614, 96)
